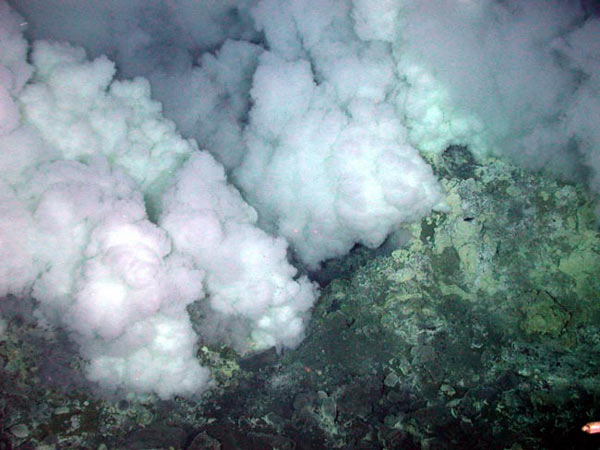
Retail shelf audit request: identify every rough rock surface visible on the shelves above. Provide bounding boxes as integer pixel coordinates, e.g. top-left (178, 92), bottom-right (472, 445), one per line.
top-left (1, 147), bottom-right (599, 449)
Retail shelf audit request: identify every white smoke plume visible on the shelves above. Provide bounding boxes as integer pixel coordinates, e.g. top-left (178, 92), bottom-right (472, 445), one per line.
top-left (1, 0), bottom-right (598, 397)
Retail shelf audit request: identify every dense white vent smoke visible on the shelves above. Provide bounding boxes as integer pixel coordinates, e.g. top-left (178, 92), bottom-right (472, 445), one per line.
top-left (1, 0), bottom-right (599, 397)
top-left (0, 2), bottom-right (316, 399)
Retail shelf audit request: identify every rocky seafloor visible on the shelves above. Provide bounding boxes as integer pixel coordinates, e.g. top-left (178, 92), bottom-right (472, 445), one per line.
top-left (2, 146), bottom-right (599, 449)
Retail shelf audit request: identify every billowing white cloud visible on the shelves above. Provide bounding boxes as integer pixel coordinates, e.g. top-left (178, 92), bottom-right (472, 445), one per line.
top-left (1, 0), bottom-right (599, 398)
top-left (235, 49), bottom-right (445, 267)
top-left (0, 3), bottom-right (316, 399)
top-left (390, 0), bottom-right (596, 178)
top-left (160, 151), bottom-right (317, 351)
